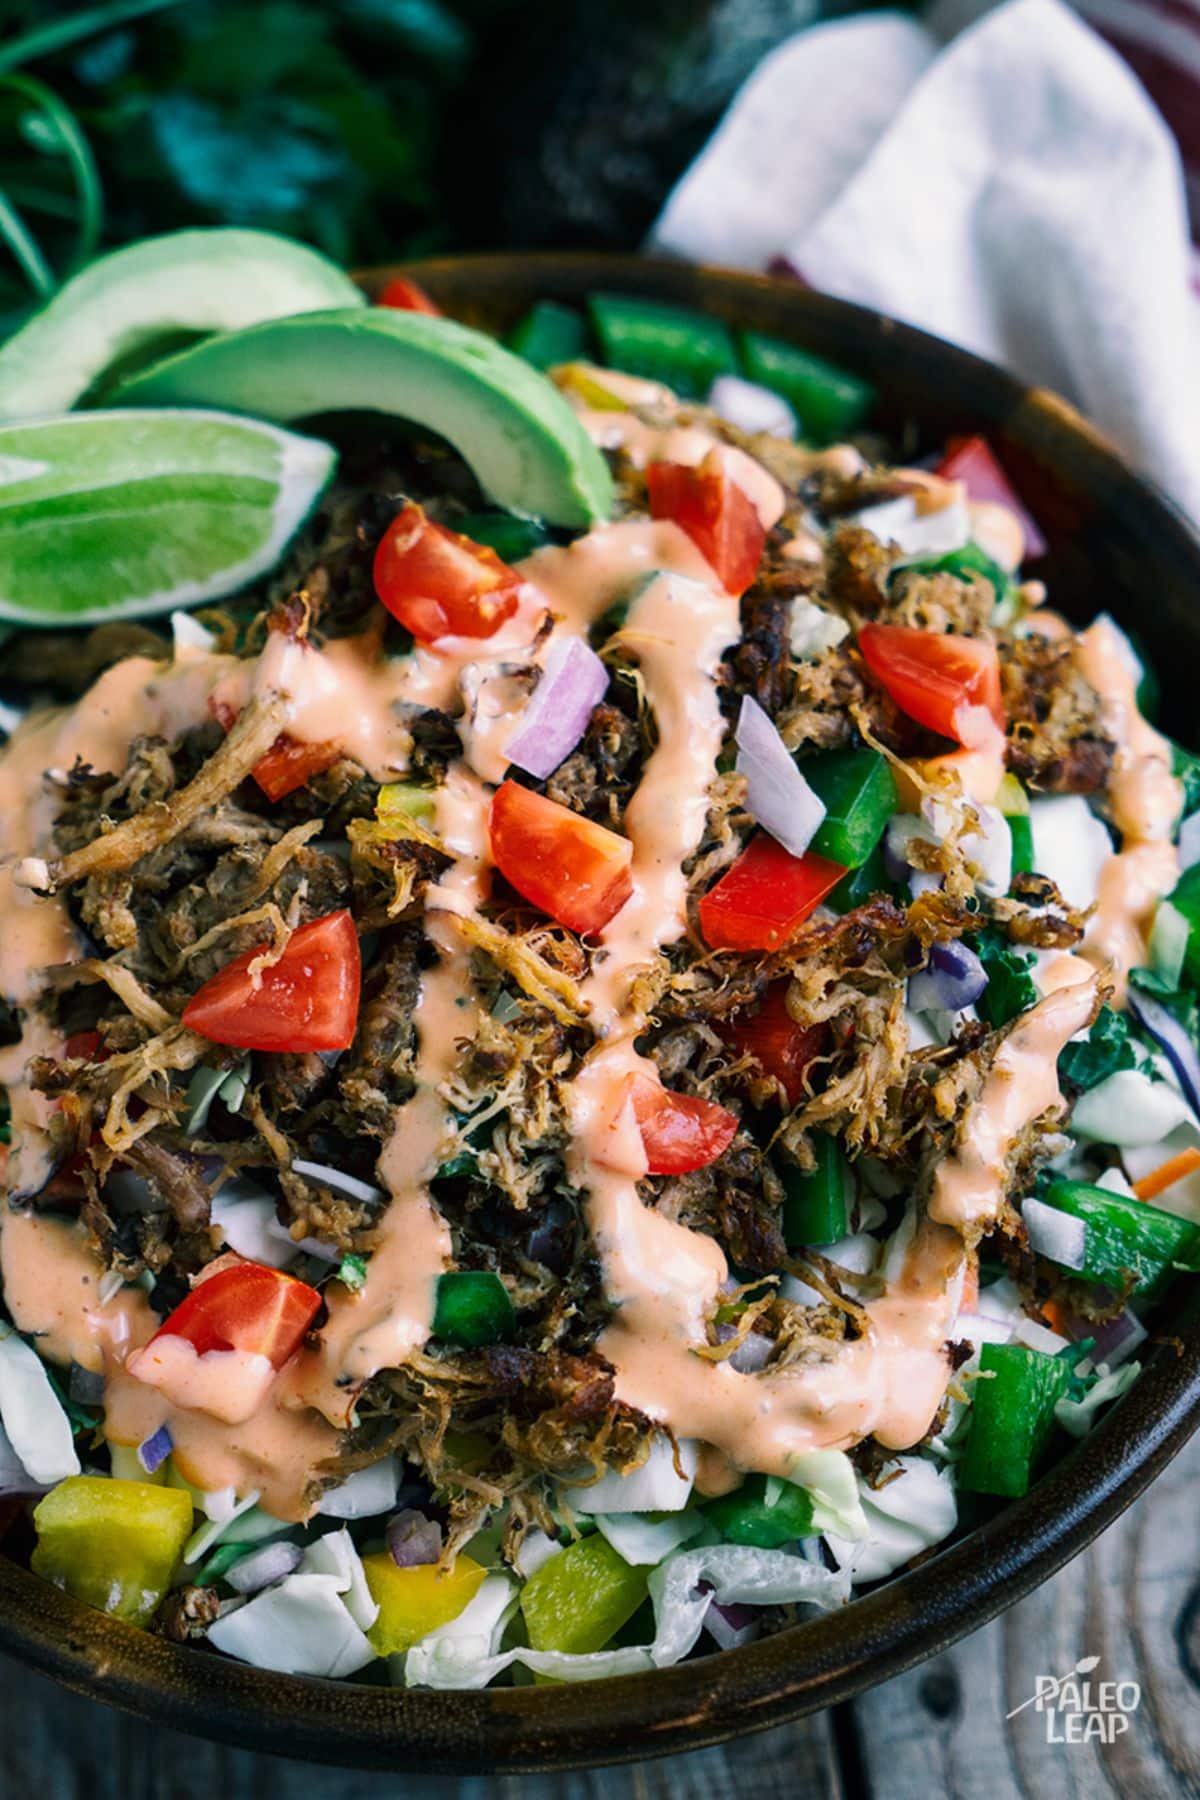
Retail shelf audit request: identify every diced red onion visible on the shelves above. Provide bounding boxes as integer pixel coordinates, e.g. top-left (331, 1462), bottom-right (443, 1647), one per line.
top-left (907, 940), bottom-right (988, 1014)
top-left (225, 1539), bottom-right (302, 1595)
top-left (735, 697), bottom-right (825, 858)
top-left (1179, 812), bottom-right (1200, 873)
top-left (1055, 1300), bottom-right (1147, 1369)
top-left (386, 1507), bottom-right (443, 1568)
top-left (291, 1159), bottom-right (383, 1205)
top-left (137, 1424), bottom-right (173, 1475)
top-left (1084, 1307), bottom-right (1147, 1368)
top-left (704, 1598), bottom-right (761, 1651)
top-left (1127, 988), bottom-right (1200, 1116)
top-left (1023, 1196), bottom-right (1087, 1271)
top-left (505, 637), bottom-right (609, 780)
top-left (713, 1322), bottom-right (773, 1373)
top-left (707, 374), bottom-right (796, 439)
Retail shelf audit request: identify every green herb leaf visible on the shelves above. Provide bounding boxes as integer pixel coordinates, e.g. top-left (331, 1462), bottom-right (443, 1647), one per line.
top-left (338, 1252), bottom-right (369, 1291)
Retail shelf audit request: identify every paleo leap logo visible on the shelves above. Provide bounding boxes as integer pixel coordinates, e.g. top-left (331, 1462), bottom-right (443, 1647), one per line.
top-left (1006, 1654), bottom-right (1141, 1743)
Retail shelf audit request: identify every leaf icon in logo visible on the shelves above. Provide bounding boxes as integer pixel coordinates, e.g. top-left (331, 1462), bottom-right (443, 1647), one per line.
top-left (1075, 1655), bottom-right (1101, 1673)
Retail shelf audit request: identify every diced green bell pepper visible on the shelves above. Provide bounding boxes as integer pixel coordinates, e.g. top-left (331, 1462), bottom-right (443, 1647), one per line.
top-left (1007, 814), bottom-right (1033, 878)
top-left (1041, 1178), bottom-right (1200, 1294)
top-left (456, 510), bottom-right (549, 564)
top-left (587, 293), bottom-right (736, 399)
top-left (905, 541), bottom-right (1013, 606)
top-left (736, 330), bottom-right (875, 443)
top-left (828, 840), bottom-right (896, 912)
top-left (703, 1474), bottom-right (816, 1548)
top-left (973, 931), bottom-right (1038, 1027)
top-left (802, 749), bottom-right (897, 869)
top-left (1124, 626), bottom-right (1159, 721)
top-left (997, 774), bottom-right (1033, 877)
top-left (507, 300), bottom-right (589, 371)
top-left (959, 1343), bottom-right (1069, 1498)
top-left (31, 1475), bottom-right (193, 1625)
top-left (520, 1532), bottom-right (648, 1655)
top-left (1166, 861), bottom-right (1200, 987)
top-left (432, 1270), bottom-right (515, 1346)
top-left (1171, 741), bottom-right (1200, 817)
top-left (781, 1134), bottom-right (848, 1248)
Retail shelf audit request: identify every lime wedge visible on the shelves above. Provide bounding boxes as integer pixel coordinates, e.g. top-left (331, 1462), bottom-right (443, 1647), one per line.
top-left (0, 228), bottom-right (365, 420)
top-left (0, 410), bottom-right (335, 626)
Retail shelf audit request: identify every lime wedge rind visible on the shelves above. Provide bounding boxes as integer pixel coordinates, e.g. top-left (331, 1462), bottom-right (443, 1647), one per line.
top-left (0, 228), bottom-right (366, 422)
top-left (112, 306), bottom-right (615, 529)
top-left (0, 409), bottom-right (336, 627)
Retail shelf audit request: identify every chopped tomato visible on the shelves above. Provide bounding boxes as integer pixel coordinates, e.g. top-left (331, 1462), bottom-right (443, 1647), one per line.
top-left (699, 834), bottom-right (846, 953)
top-left (489, 780), bottom-right (632, 936)
top-left (857, 621), bottom-right (1004, 744)
top-left (373, 503), bottom-right (522, 644)
top-left (626, 1073), bottom-right (738, 1175)
top-left (376, 275), bottom-right (442, 315)
top-left (936, 434), bottom-right (1046, 558)
top-left (64, 1030), bottom-right (103, 1061)
top-left (182, 909), bottom-right (361, 1052)
top-left (646, 452), bottom-right (765, 595)
top-left (724, 984), bottom-right (825, 1106)
top-left (210, 697), bottom-right (340, 802)
top-left (251, 735), bottom-right (342, 801)
top-left (149, 1262), bottom-right (321, 1368)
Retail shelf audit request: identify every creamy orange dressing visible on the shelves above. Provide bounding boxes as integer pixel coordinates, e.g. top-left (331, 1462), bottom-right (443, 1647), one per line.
top-left (126, 1336), bottom-right (275, 1426)
top-left (0, 405), bottom-right (1145, 1520)
top-left (1075, 618), bottom-right (1182, 1001)
top-left (929, 978), bottom-right (1097, 1232)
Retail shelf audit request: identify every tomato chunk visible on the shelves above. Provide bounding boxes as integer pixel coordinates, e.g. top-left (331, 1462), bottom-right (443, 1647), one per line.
top-left (376, 275), bottom-right (442, 315)
top-left (252, 734), bottom-right (342, 801)
top-left (210, 698), bottom-right (340, 802)
top-left (857, 622), bottom-right (1004, 744)
top-left (182, 909), bottom-right (361, 1051)
top-left (646, 452), bottom-right (765, 595)
top-left (373, 503), bottom-right (522, 644)
top-left (149, 1262), bottom-right (321, 1368)
top-left (936, 434), bottom-right (1046, 559)
top-left (724, 984), bottom-right (825, 1106)
top-left (699, 835), bottom-right (846, 952)
top-left (626, 1073), bottom-right (738, 1174)
top-left (489, 780), bottom-right (633, 936)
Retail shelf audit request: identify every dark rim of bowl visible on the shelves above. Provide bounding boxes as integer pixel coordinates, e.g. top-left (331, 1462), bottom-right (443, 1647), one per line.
top-left (2, 253), bottom-right (1199, 1775)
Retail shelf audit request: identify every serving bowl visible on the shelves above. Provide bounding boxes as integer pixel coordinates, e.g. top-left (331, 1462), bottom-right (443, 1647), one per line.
top-left (2, 252), bottom-right (1199, 1773)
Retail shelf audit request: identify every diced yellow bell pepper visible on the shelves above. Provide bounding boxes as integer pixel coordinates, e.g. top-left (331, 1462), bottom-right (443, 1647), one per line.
top-left (377, 782), bottom-right (436, 828)
top-left (362, 1552), bottom-right (486, 1656)
top-left (31, 1476), bottom-right (194, 1626)
top-left (892, 746), bottom-right (1005, 811)
top-left (520, 1533), bottom-right (648, 1656)
top-left (554, 362), bottom-right (631, 412)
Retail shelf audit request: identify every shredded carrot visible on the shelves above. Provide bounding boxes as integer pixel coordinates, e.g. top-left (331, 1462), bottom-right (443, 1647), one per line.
top-left (960, 1258), bottom-right (979, 1314)
top-left (1132, 1145), bottom-right (1200, 1202)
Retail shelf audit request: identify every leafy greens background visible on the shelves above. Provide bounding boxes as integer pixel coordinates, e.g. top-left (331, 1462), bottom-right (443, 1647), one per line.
top-left (0, 0), bottom-right (880, 320)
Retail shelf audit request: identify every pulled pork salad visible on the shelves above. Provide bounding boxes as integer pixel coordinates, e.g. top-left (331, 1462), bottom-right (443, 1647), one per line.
top-left (0, 246), bottom-right (1197, 1690)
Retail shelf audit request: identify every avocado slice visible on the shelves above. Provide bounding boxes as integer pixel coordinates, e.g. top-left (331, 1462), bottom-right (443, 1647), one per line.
top-left (0, 229), bottom-right (366, 421)
top-left (112, 309), bottom-right (614, 529)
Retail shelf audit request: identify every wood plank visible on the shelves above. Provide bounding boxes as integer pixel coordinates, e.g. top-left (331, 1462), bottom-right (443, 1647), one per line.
top-left (0, 1656), bottom-right (843, 1800)
top-left (849, 1431), bottom-right (1200, 1800)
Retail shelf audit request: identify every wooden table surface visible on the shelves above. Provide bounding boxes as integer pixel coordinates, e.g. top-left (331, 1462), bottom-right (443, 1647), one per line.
top-left (2, 1429), bottom-right (1197, 1800)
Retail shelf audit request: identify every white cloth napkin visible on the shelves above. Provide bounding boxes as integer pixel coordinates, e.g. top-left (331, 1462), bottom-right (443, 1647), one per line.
top-left (653, 0), bottom-right (1200, 527)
